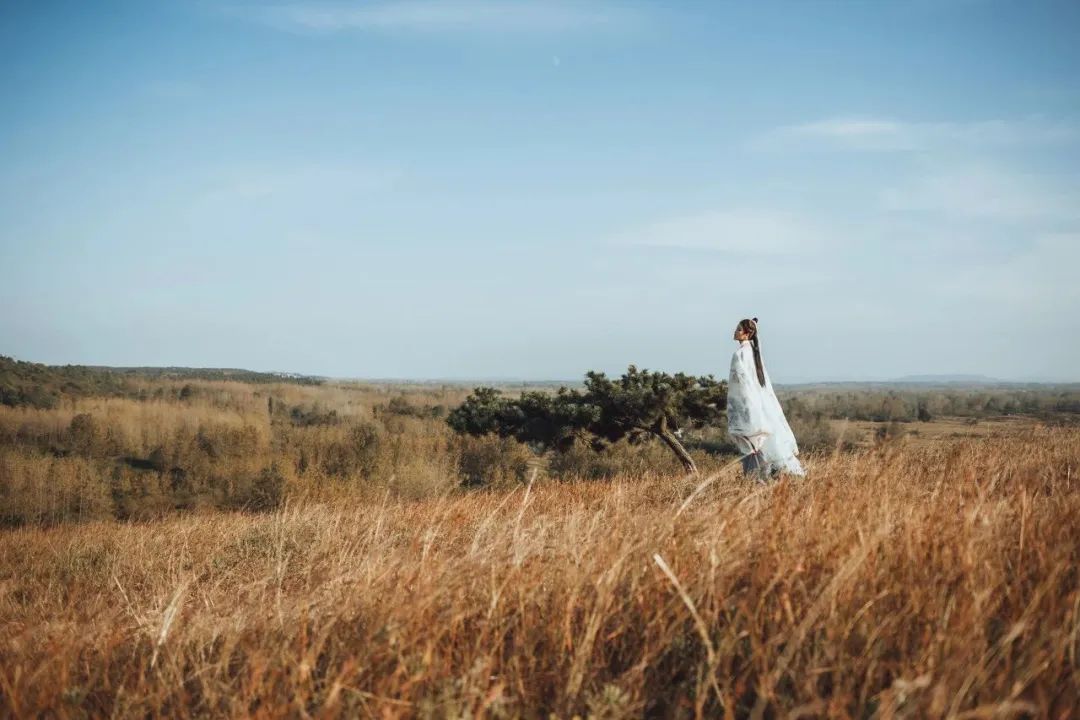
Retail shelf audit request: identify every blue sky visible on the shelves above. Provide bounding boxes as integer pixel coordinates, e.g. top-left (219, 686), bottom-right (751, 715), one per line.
top-left (2, 1), bottom-right (1079, 381)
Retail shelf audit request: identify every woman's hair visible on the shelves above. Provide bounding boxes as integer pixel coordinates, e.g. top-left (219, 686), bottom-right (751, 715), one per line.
top-left (738, 318), bottom-right (766, 387)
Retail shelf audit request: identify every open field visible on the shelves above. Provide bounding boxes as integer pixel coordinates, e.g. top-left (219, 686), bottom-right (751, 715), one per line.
top-left (4, 356), bottom-right (1077, 527)
top-left (2, 424), bottom-right (1079, 717)
top-left (1, 368), bottom-right (1079, 716)
top-left (830, 416), bottom-right (1048, 449)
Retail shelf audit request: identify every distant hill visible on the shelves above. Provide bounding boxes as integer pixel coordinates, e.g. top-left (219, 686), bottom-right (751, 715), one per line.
top-left (0, 356), bottom-right (129, 409)
top-left (88, 366), bottom-right (325, 384)
top-left (0, 356), bottom-right (324, 409)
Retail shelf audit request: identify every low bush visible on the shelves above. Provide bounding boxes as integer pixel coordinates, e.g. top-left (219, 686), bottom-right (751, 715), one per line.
top-left (454, 434), bottom-right (532, 487)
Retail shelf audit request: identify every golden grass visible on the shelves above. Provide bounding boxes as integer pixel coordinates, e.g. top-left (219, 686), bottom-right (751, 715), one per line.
top-left (0, 380), bottom-right (695, 525)
top-left (2, 427), bottom-right (1077, 718)
top-left (832, 417), bottom-right (1044, 450)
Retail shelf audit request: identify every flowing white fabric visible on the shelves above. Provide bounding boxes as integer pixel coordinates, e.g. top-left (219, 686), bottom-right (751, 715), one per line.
top-left (727, 341), bottom-right (805, 477)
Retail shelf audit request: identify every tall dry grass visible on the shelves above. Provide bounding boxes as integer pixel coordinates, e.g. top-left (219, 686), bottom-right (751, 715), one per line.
top-left (0, 380), bottom-right (706, 524)
top-left (1, 428), bottom-right (1077, 717)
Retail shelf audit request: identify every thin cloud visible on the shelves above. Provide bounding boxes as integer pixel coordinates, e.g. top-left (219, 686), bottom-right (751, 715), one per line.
top-left (880, 166), bottom-right (1080, 223)
top-left (229, 0), bottom-right (640, 35)
top-left (758, 116), bottom-right (1078, 152)
top-left (938, 232), bottom-right (1080, 312)
top-left (611, 210), bottom-right (828, 255)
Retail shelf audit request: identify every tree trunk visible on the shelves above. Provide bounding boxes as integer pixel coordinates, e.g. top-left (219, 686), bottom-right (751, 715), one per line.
top-left (652, 416), bottom-right (698, 474)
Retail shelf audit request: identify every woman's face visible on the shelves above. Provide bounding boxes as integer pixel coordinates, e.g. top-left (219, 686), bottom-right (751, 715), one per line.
top-left (733, 325), bottom-right (750, 342)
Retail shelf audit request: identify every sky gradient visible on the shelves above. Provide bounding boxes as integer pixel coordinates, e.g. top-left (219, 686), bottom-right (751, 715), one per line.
top-left (2, 1), bottom-right (1079, 381)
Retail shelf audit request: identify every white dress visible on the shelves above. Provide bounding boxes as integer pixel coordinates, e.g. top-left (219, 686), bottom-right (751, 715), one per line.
top-left (727, 341), bottom-right (805, 476)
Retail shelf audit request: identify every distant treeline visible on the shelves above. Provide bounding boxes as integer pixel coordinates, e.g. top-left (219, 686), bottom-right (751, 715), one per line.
top-left (100, 366), bottom-right (324, 385)
top-left (782, 387), bottom-right (1080, 423)
top-left (0, 355), bottom-right (323, 409)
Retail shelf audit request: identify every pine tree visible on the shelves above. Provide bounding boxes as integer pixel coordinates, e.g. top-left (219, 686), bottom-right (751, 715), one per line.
top-left (447, 366), bottom-right (727, 474)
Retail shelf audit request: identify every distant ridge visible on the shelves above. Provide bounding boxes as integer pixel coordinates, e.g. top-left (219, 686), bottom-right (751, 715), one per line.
top-left (0, 355), bottom-right (324, 409)
top-left (90, 366), bottom-right (325, 383)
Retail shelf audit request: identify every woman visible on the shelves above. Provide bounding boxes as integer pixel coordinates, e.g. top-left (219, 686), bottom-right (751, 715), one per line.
top-left (727, 318), bottom-right (805, 480)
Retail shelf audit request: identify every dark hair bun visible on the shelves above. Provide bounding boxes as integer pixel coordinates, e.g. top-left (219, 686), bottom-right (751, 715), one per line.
top-left (752, 317), bottom-right (759, 323)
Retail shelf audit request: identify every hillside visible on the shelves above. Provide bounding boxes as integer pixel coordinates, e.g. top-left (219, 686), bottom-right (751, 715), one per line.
top-left (0, 355), bottom-right (323, 409)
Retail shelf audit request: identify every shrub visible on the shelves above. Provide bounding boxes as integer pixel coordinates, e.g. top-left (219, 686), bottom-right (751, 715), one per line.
top-left (288, 403), bottom-right (340, 427)
top-left (228, 464), bottom-right (286, 512)
top-left (67, 413), bottom-right (116, 458)
top-left (454, 434), bottom-right (532, 488)
top-left (0, 449), bottom-right (112, 526)
top-left (348, 422), bottom-right (383, 479)
top-left (875, 421), bottom-right (907, 443)
top-left (147, 445), bottom-right (169, 472)
top-left (302, 421), bottom-right (385, 480)
top-left (377, 396), bottom-right (444, 419)
top-left (787, 413), bottom-right (839, 453)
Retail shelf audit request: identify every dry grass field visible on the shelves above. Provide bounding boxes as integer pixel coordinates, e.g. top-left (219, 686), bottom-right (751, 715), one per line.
top-left (830, 417), bottom-right (1044, 450)
top-left (1, 395), bottom-right (1078, 717)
